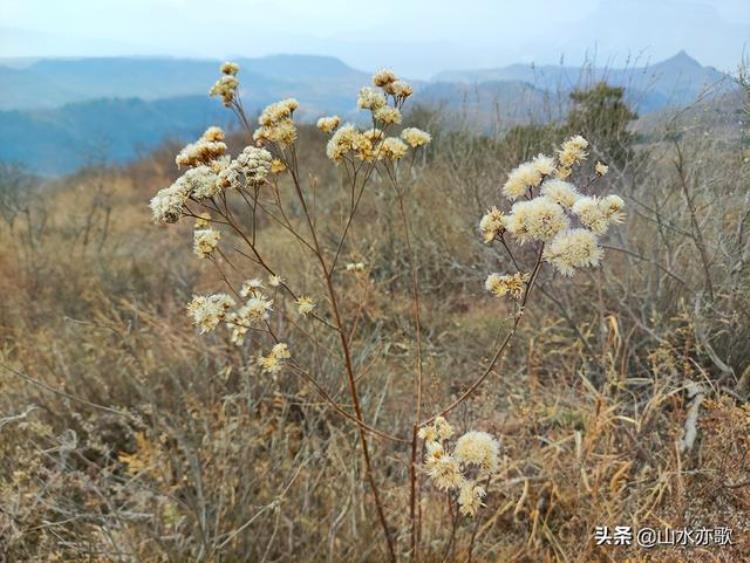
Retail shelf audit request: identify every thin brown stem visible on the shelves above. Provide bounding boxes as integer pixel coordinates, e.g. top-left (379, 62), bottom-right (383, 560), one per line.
top-left (385, 162), bottom-right (425, 561)
top-left (421, 244), bottom-right (545, 426)
top-left (289, 363), bottom-right (407, 443)
top-left (286, 153), bottom-right (397, 561)
top-left (466, 476), bottom-right (492, 563)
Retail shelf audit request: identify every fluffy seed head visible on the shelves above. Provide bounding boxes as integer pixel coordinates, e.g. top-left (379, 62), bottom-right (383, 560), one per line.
top-left (244, 295), bottom-right (273, 319)
top-left (259, 99), bottom-right (299, 126)
top-left (217, 165), bottom-right (241, 190)
top-left (453, 431), bottom-right (500, 474)
top-left (379, 137), bottom-right (408, 160)
top-left (358, 130), bottom-right (381, 146)
top-left (386, 80), bottom-right (413, 98)
top-left (479, 206), bottom-right (507, 244)
top-left (316, 115), bottom-right (341, 134)
top-left (150, 183), bottom-right (190, 223)
top-left (182, 166), bottom-right (220, 199)
top-left (418, 416), bottom-right (455, 443)
top-left (239, 278), bottom-right (264, 297)
top-left (400, 127), bottom-right (431, 148)
top-left (194, 212), bottom-right (211, 229)
top-left (209, 75), bottom-right (239, 106)
top-left (176, 138), bottom-right (227, 168)
top-left (372, 68), bottom-right (398, 87)
top-left (543, 228), bottom-right (603, 276)
top-left (458, 482), bottom-right (486, 517)
top-left (507, 197), bottom-right (570, 243)
top-left (502, 162), bottom-right (544, 200)
top-left (193, 228), bottom-right (220, 258)
top-left (357, 87), bottom-right (387, 111)
top-left (296, 296), bottom-right (315, 316)
top-left (220, 61), bottom-right (240, 76)
top-left (226, 293), bottom-right (273, 345)
top-left (271, 342), bottom-right (291, 359)
top-left (237, 295), bottom-right (273, 323)
top-left (485, 272), bottom-right (530, 300)
top-left (254, 119), bottom-right (297, 147)
top-left (352, 133), bottom-right (376, 162)
top-left (187, 294), bottom-right (235, 333)
top-left (373, 106), bottom-right (402, 125)
top-left (601, 194), bottom-right (625, 224)
top-left (434, 416), bottom-right (454, 440)
top-left (258, 342), bottom-right (291, 374)
top-left (540, 179), bottom-right (581, 209)
top-left (201, 126), bottom-right (225, 142)
top-left (326, 124), bottom-right (358, 162)
top-left (425, 454), bottom-right (464, 491)
top-left (234, 146), bottom-right (273, 186)
top-left (572, 195), bottom-right (623, 235)
top-left (531, 153), bottom-right (556, 176)
top-left (557, 134), bottom-right (589, 169)
top-left (418, 425), bottom-right (438, 443)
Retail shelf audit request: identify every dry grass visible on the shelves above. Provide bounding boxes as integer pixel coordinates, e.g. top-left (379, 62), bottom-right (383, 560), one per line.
top-left (1, 75), bottom-right (749, 562)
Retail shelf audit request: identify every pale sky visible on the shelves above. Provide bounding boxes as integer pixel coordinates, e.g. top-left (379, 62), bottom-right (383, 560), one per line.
top-left (1, 0), bottom-right (748, 77)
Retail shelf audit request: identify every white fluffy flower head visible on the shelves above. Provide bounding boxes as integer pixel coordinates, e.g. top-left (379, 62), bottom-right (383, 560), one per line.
top-left (400, 127), bottom-right (431, 148)
top-left (193, 228), bottom-right (220, 258)
top-left (543, 228), bottom-right (603, 276)
top-left (479, 207), bottom-right (507, 244)
top-left (453, 431), bottom-right (500, 474)
top-left (316, 116), bottom-right (341, 134)
top-left (507, 197), bottom-right (570, 244)
top-left (357, 87), bottom-right (387, 111)
top-left (458, 481), bottom-right (487, 517)
top-left (187, 294), bottom-right (235, 333)
top-left (540, 179), bottom-right (580, 209)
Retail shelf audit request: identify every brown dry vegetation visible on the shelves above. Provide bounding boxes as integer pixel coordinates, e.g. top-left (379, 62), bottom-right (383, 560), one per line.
top-left (1, 77), bottom-right (749, 562)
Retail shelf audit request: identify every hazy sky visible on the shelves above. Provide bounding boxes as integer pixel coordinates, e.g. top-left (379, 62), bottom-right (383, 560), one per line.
top-left (1, 0), bottom-right (748, 77)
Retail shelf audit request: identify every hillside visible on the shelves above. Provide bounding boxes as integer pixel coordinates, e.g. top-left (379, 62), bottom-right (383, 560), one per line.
top-left (0, 97), bottom-right (232, 175)
top-left (0, 81), bottom-right (553, 174)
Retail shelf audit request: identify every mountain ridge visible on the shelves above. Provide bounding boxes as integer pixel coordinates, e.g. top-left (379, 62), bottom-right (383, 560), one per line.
top-left (432, 51), bottom-right (731, 108)
top-left (0, 51), bottom-right (734, 112)
top-left (0, 51), bottom-right (738, 175)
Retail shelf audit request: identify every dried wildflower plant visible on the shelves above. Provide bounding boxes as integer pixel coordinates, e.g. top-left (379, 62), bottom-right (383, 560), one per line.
top-left (148, 62), bottom-right (623, 560)
top-left (481, 135), bottom-right (623, 288)
top-left (419, 417), bottom-right (500, 516)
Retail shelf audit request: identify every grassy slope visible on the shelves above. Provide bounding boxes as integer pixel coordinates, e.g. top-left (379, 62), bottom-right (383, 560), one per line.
top-left (0, 115), bottom-right (748, 560)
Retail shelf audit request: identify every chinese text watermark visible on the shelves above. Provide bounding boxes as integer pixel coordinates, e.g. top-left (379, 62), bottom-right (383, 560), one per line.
top-left (594, 526), bottom-right (733, 548)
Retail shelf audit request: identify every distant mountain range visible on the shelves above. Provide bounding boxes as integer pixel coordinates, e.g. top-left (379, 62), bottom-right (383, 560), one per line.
top-left (434, 51), bottom-right (733, 114)
top-left (0, 54), bottom-right (370, 113)
top-left (0, 52), bottom-right (737, 175)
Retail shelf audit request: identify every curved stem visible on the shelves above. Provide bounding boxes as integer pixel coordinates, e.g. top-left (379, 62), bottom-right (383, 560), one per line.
top-left (288, 363), bottom-right (408, 444)
top-left (421, 244), bottom-right (545, 426)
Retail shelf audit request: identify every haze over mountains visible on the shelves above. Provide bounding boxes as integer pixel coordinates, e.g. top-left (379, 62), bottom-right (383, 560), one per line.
top-left (0, 51), bottom-right (736, 175)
